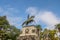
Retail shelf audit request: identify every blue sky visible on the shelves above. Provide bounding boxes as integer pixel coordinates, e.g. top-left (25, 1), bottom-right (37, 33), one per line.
top-left (0, 0), bottom-right (60, 30)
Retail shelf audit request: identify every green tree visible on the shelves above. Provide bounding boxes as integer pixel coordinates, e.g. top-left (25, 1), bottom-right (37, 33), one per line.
top-left (0, 16), bottom-right (10, 40)
top-left (49, 30), bottom-right (57, 40)
top-left (5, 26), bottom-right (20, 40)
top-left (55, 24), bottom-right (60, 40)
top-left (22, 14), bottom-right (35, 26)
top-left (0, 16), bottom-right (20, 40)
top-left (43, 29), bottom-right (49, 40)
top-left (55, 24), bottom-right (60, 32)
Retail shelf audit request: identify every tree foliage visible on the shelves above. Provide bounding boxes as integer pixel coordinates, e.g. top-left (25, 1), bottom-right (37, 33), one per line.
top-left (0, 16), bottom-right (20, 40)
top-left (0, 15), bottom-right (59, 40)
top-left (55, 23), bottom-right (60, 32)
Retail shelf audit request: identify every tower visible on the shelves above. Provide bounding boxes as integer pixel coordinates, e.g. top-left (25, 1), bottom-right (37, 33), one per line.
top-left (18, 25), bottom-right (40, 40)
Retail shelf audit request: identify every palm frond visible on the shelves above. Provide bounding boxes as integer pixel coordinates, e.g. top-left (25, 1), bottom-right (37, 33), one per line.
top-left (27, 14), bottom-right (30, 19)
top-left (22, 15), bottom-right (35, 26)
top-left (36, 25), bottom-right (42, 30)
top-left (30, 16), bottom-right (35, 19)
top-left (28, 19), bottom-right (34, 23)
top-left (55, 24), bottom-right (60, 29)
top-left (22, 21), bottom-right (27, 26)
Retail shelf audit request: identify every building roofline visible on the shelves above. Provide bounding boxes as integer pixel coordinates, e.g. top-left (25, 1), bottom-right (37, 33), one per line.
top-left (23, 25), bottom-right (36, 28)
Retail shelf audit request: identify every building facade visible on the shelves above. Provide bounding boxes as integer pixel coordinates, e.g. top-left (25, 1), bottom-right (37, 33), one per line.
top-left (18, 26), bottom-right (40, 40)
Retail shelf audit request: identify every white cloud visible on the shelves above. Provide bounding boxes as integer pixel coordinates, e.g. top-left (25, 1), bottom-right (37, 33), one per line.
top-left (40, 11), bottom-right (59, 25)
top-left (26, 7), bottom-right (60, 30)
top-left (39, 11), bottom-right (60, 30)
top-left (26, 7), bottom-right (38, 16)
top-left (7, 17), bottom-right (23, 28)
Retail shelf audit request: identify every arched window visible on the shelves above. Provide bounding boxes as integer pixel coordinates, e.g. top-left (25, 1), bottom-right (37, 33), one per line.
top-left (23, 39), bottom-right (26, 40)
top-left (25, 29), bottom-right (29, 33)
top-left (31, 37), bottom-right (35, 40)
top-left (32, 29), bottom-right (35, 33)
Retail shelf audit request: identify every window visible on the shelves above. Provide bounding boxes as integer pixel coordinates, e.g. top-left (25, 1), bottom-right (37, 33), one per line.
top-left (32, 29), bottom-right (35, 33)
top-left (31, 37), bottom-right (35, 40)
top-left (25, 29), bottom-right (29, 33)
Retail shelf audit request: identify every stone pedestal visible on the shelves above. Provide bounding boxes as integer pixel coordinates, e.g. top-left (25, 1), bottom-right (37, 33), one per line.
top-left (18, 26), bottom-right (40, 40)
top-left (19, 35), bottom-right (38, 40)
